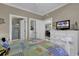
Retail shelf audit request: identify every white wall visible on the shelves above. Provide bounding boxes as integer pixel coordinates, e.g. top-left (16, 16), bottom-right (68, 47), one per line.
top-left (0, 24), bottom-right (8, 39)
top-left (36, 20), bottom-right (45, 40)
top-left (29, 18), bottom-right (46, 40)
top-left (36, 18), bottom-right (52, 40)
top-left (29, 17), bottom-right (52, 40)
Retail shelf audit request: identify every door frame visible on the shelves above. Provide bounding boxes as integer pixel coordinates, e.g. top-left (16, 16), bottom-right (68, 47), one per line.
top-left (9, 14), bottom-right (27, 42)
top-left (44, 17), bottom-right (53, 40)
top-left (29, 18), bottom-right (36, 40)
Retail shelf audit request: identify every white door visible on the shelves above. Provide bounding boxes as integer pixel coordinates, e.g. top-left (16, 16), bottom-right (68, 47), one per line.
top-left (20, 20), bottom-right (25, 40)
top-left (20, 19), bottom-right (27, 40)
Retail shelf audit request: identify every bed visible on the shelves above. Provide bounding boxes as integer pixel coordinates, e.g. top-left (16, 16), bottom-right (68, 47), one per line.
top-left (27, 39), bottom-right (68, 56)
top-left (0, 39), bottom-right (68, 56)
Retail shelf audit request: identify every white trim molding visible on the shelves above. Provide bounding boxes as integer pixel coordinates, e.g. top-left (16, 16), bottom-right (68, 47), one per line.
top-left (4, 3), bottom-right (68, 16)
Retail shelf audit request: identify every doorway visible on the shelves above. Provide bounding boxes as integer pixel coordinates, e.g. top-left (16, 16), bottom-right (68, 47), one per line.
top-left (9, 14), bottom-right (27, 42)
top-left (29, 18), bottom-right (36, 40)
top-left (45, 18), bottom-right (52, 40)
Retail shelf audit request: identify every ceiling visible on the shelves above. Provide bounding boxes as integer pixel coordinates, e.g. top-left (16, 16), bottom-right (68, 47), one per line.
top-left (4, 3), bottom-right (67, 16)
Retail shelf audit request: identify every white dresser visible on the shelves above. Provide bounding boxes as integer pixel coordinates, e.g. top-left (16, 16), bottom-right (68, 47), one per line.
top-left (50, 30), bottom-right (79, 56)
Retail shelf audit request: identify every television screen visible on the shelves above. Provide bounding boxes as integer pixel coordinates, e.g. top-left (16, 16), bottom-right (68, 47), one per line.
top-left (56, 20), bottom-right (70, 30)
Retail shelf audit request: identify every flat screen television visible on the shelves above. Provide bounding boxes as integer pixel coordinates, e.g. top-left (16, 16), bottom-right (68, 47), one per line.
top-left (56, 20), bottom-right (70, 30)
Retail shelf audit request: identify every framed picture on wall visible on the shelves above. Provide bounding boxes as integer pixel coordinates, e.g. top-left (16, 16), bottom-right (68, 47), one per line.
top-left (0, 18), bottom-right (5, 24)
